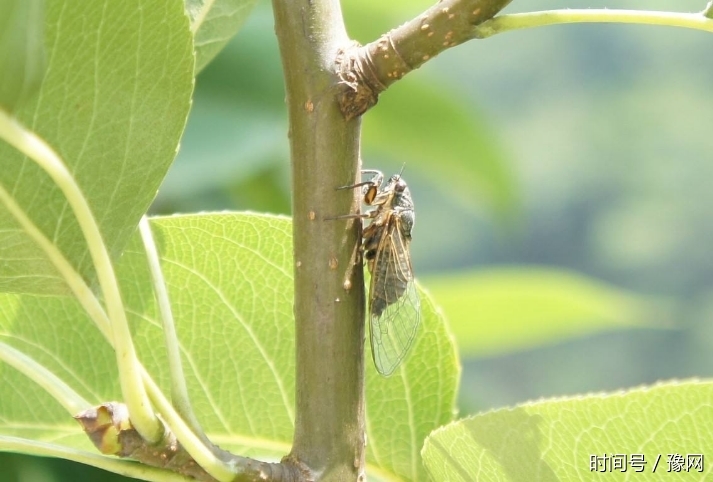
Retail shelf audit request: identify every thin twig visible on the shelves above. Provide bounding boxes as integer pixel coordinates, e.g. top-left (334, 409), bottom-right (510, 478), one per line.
top-left (474, 9), bottom-right (713, 38)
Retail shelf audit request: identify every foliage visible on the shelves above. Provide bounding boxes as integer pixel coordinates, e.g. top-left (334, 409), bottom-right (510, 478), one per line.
top-left (0, 214), bottom-right (457, 480)
top-left (0, 0), bottom-right (194, 296)
top-left (423, 380), bottom-right (713, 481)
top-left (1, 0), bottom-right (712, 481)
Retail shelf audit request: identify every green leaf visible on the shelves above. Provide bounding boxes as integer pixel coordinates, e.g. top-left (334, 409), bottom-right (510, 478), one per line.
top-left (120, 214), bottom-right (296, 458)
top-left (422, 380), bottom-right (713, 481)
top-left (0, 0), bottom-right (46, 113)
top-left (423, 267), bottom-right (668, 357)
top-left (363, 76), bottom-right (517, 217)
top-left (0, 0), bottom-right (194, 295)
top-left (185, 0), bottom-right (260, 73)
top-left (0, 213), bottom-right (459, 480)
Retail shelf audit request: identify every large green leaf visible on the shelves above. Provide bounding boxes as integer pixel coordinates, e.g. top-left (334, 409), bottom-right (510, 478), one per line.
top-left (0, 0), bottom-right (45, 113)
top-left (423, 267), bottom-right (669, 357)
top-left (185, 0), bottom-right (260, 73)
top-left (0, 213), bottom-right (458, 481)
top-left (422, 380), bottom-right (713, 481)
top-left (0, 0), bottom-right (194, 295)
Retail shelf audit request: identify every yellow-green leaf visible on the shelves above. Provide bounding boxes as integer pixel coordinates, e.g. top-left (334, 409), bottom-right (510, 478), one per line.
top-left (185, 0), bottom-right (260, 73)
top-left (0, 213), bottom-right (459, 481)
top-left (423, 380), bottom-right (713, 481)
top-left (0, 0), bottom-right (194, 295)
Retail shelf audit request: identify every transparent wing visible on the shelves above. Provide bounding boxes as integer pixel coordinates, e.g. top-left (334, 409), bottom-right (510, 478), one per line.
top-left (368, 215), bottom-right (421, 376)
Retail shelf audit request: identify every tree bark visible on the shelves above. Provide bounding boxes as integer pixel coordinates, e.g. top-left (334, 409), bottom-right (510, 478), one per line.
top-left (272, 0), bottom-right (367, 480)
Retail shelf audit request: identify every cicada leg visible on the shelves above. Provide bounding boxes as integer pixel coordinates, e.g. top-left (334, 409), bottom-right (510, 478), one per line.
top-left (327, 169), bottom-right (386, 289)
top-left (336, 170), bottom-right (384, 205)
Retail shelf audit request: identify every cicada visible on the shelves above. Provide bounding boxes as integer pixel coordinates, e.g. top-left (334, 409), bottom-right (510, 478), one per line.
top-left (338, 169), bottom-right (420, 376)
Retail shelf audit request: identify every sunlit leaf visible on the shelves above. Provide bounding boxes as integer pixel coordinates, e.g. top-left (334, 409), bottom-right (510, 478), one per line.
top-left (423, 380), bottom-right (713, 481)
top-left (185, 0), bottom-right (260, 73)
top-left (0, 213), bottom-right (459, 480)
top-left (423, 267), bottom-right (669, 357)
top-left (0, 0), bottom-right (194, 295)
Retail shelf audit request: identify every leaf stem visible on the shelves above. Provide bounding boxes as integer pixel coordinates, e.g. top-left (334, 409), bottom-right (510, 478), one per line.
top-left (0, 110), bottom-right (162, 444)
top-left (0, 436), bottom-right (196, 482)
top-left (138, 216), bottom-right (206, 442)
top-left (337, 0), bottom-right (513, 117)
top-left (140, 370), bottom-right (293, 482)
top-left (0, 181), bottom-right (281, 480)
top-left (0, 341), bottom-right (89, 414)
top-left (0, 182), bottom-right (112, 342)
top-left (473, 9), bottom-right (713, 38)
top-left (138, 371), bottom-right (235, 482)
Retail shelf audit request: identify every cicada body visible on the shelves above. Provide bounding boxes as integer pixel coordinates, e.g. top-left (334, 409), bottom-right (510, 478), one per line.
top-left (341, 170), bottom-right (420, 376)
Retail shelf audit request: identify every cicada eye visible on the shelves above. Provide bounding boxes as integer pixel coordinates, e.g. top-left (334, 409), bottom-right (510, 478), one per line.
top-left (394, 179), bottom-right (406, 193)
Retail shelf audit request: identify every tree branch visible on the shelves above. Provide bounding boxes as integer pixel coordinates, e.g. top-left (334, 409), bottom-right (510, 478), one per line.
top-left (272, 0), bottom-right (367, 481)
top-left (337, 3), bottom-right (713, 119)
top-left (338, 0), bottom-right (513, 119)
top-left (75, 403), bottom-right (300, 482)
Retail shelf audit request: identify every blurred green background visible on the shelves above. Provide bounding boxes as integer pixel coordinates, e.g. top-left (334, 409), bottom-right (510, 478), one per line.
top-left (11, 0), bottom-right (713, 479)
top-left (151, 0), bottom-right (713, 414)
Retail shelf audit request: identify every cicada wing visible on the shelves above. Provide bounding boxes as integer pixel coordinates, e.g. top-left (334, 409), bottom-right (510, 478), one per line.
top-left (368, 216), bottom-right (421, 376)
top-left (370, 282), bottom-right (420, 376)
